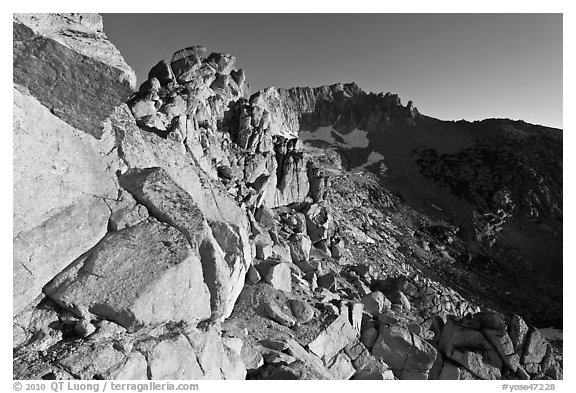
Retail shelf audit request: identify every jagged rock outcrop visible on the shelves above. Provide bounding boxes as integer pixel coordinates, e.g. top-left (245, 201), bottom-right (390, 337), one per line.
top-left (372, 324), bottom-right (437, 379)
top-left (12, 13), bottom-right (252, 380)
top-left (112, 113), bottom-right (253, 320)
top-left (127, 51), bottom-right (400, 214)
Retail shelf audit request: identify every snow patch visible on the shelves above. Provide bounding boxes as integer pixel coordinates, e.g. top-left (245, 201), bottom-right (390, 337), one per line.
top-left (351, 151), bottom-right (385, 173)
top-left (300, 126), bottom-right (370, 149)
top-left (338, 128), bottom-right (370, 148)
top-left (300, 126), bottom-right (384, 174)
top-left (299, 127), bottom-right (338, 146)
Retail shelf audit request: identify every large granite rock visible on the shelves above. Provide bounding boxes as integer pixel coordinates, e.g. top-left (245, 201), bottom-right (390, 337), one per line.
top-left (434, 313), bottom-right (560, 380)
top-left (119, 167), bottom-right (210, 245)
top-left (13, 88), bottom-right (118, 237)
top-left (372, 324), bottom-right (437, 379)
top-left (13, 87), bottom-right (120, 314)
top-left (13, 13), bottom-right (136, 139)
top-left (264, 263), bottom-right (292, 293)
top-left (107, 190), bottom-right (150, 231)
top-left (307, 310), bottom-right (358, 362)
top-left (171, 48), bottom-right (203, 84)
top-left (522, 328), bottom-right (548, 364)
top-left (148, 334), bottom-right (204, 379)
top-left (361, 291), bottom-right (391, 317)
top-left (13, 13), bottom-right (133, 315)
top-left (450, 350), bottom-right (501, 380)
top-left (281, 338), bottom-right (334, 379)
top-left (119, 166), bottom-right (249, 320)
top-left (112, 107), bottom-right (252, 318)
top-left (43, 219), bottom-right (212, 329)
top-left (289, 233), bottom-right (312, 263)
top-left (270, 151), bottom-right (310, 206)
top-left (249, 88), bottom-right (301, 140)
top-left (106, 351), bottom-right (149, 380)
top-left (112, 105), bottom-right (253, 250)
top-left (305, 202), bottom-right (334, 242)
top-left (14, 195), bottom-right (110, 315)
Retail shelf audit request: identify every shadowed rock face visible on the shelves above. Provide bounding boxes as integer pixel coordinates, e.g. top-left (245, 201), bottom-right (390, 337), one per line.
top-left (13, 13), bottom-right (562, 381)
top-left (13, 14), bottom-right (136, 139)
top-left (119, 167), bottom-right (250, 321)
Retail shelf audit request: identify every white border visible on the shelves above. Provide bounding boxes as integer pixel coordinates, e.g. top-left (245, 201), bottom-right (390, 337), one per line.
top-left (2, 1), bottom-right (571, 390)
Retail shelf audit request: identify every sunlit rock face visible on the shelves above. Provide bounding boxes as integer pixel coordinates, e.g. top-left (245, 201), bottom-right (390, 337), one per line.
top-left (13, 13), bottom-right (136, 139)
top-left (13, 13), bottom-right (134, 314)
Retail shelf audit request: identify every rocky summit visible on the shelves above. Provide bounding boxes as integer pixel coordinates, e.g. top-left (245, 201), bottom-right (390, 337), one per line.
top-left (13, 13), bottom-right (562, 381)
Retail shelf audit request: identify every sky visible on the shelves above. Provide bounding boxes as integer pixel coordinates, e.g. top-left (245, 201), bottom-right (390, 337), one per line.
top-left (102, 14), bottom-right (562, 129)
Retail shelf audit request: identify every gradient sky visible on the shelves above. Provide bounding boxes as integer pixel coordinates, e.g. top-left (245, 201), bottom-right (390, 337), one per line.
top-left (103, 14), bottom-right (562, 129)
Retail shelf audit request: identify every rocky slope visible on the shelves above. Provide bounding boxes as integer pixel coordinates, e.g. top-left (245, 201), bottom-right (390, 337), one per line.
top-left (13, 13), bottom-right (562, 380)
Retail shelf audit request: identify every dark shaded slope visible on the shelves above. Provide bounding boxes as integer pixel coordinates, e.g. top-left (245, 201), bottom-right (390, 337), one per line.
top-left (286, 89), bottom-right (562, 327)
